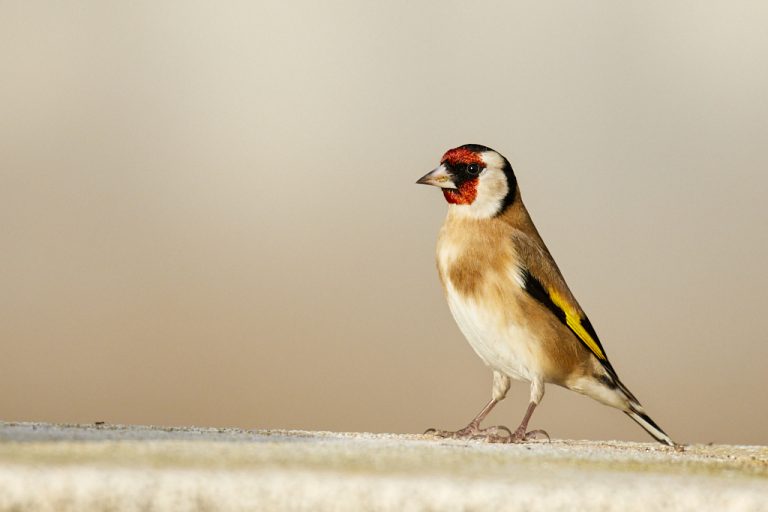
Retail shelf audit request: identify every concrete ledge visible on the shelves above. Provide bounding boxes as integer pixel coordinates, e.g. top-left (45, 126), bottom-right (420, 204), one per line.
top-left (1, 422), bottom-right (766, 511)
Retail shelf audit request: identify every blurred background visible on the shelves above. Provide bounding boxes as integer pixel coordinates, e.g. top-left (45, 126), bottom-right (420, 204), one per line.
top-left (1, 1), bottom-right (767, 445)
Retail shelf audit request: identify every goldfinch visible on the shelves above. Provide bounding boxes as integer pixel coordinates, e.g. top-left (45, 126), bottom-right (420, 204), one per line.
top-left (417, 144), bottom-right (675, 446)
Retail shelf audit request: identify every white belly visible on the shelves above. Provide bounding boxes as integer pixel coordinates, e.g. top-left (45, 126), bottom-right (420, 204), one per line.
top-left (445, 280), bottom-right (540, 383)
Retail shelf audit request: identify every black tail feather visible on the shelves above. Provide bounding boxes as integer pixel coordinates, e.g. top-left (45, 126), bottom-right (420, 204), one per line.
top-left (625, 406), bottom-right (675, 447)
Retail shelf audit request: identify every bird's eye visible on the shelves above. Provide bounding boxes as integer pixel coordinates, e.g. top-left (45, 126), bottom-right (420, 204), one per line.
top-left (467, 163), bottom-right (480, 175)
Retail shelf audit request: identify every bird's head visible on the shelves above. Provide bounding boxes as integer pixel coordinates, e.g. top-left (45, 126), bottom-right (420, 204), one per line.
top-left (417, 144), bottom-right (517, 218)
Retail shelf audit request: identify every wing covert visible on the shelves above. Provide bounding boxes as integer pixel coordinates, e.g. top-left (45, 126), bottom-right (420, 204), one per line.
top-left (511, 231), bottom-right (610, 364)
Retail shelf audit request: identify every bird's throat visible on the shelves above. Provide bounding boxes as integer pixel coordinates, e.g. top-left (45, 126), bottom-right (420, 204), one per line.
top-left (443, 179), bottom-right (478, 205)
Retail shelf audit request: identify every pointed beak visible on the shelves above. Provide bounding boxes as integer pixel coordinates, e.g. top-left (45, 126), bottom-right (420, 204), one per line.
top-left (416, 165), bottom-right (455, 188)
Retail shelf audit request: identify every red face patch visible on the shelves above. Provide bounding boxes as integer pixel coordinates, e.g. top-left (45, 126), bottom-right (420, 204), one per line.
top-left (443, 178), bottom-right (478, 205)
top-left (441, 147), bottom-right (484, 167)
top-left (440, 146), bottom-right (484, 205)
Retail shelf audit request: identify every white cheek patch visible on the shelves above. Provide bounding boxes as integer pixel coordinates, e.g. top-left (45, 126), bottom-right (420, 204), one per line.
top-left (450, 167), bottom-right (509, 219)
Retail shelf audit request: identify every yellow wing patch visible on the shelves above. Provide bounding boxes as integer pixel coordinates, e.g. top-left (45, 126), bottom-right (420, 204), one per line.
top-left (548, 290), bottom-right (607, 361)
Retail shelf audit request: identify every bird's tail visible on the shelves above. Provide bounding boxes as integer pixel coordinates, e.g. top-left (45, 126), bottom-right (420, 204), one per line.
top-left (624, 403), bottom-right (675, 447)
top-left (604, 368), bottom-right (675, 447)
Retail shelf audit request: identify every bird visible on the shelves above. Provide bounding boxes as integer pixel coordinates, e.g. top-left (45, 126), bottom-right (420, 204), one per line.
top-left (416, 144), bottom-right (675, 446)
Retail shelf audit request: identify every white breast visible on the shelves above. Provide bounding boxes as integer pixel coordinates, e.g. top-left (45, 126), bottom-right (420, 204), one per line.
top-left (444, 279), bottom-right (540, 384)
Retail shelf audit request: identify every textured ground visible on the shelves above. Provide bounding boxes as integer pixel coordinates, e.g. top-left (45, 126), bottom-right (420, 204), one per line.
top-left (0, 422), bottom-right (766, 511)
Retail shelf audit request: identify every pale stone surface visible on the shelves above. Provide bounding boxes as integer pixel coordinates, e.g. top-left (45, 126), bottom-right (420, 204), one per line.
top-left (1, 422), bottom-right (767, 511)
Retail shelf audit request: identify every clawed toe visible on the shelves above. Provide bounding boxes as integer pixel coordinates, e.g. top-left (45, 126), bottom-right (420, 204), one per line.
top-left (425, 424), bottom-right (550, 443)
top-left (423, 424), bottom-right (514, 443)
top-left (423, 427), bottom-right (451, 438)
top-left (472, 425), bottom-right (513, 443)
top-left (523, 429), bottom-right (550, 442)
top-left (511, 427), bottom-right (551, 442)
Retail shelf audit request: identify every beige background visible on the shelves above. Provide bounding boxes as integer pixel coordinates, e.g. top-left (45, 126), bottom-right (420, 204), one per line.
top-left (1, 1), bottom-right (767, 445)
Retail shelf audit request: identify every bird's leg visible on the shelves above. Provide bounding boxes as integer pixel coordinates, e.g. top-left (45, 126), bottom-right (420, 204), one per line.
top-left (454, 398), bottom-right (503, 435)
top-left (510, 381), bottom-right (550, 442)
top-left (424, 372), bottom-right (513, 443)
top-left (425, 398), bottom-right (512, 443)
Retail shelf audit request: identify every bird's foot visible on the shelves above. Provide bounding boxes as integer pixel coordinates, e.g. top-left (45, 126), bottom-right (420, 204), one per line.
top-left (511, 426), bottom-right (551, 442)
top-left (424, 423), bottom-right (514, 443)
